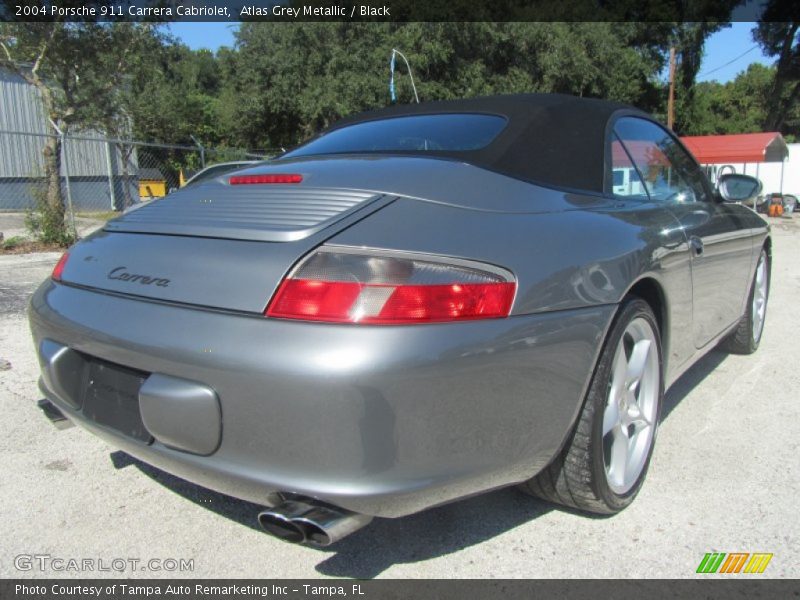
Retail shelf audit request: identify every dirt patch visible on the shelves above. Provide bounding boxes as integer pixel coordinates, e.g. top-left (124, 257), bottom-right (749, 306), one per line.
top-left (44, 459), bottom-right (73, 472)
top-left (1, 241), bottom-right (69, 255)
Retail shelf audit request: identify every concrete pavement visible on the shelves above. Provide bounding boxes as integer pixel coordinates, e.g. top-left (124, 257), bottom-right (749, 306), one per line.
top-left (1, 218), bottom-right (797, 579)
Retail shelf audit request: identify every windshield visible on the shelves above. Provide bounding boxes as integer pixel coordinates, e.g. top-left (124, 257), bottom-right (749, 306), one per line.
top-left (284, 114), bottom-right (507, 158)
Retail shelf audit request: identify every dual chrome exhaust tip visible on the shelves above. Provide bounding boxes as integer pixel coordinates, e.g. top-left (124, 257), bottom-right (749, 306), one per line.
top-left (257, 500), bottom-right (372, 546)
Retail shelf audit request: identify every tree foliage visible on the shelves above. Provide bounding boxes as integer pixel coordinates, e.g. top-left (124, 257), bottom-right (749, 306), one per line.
top-left (220, 22), bottom-right (670, 149)
top-left (123, 44), bottom-right (224, 145)
top-left (686, 64), bottom-right (773, 134)
top-left (2, 19), bottom-right (799, 227)
top-left (753, 10), bottom-right (799, 132)
top-left (126, 21), bottom-right (795, 146)
top-left (0, 22), bottom-right (166, 237)
top-left (686, 63), bottom-right (799, 140)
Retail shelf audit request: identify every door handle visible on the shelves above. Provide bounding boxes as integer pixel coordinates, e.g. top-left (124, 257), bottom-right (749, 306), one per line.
top-left (689, 236), bottom-right (704, 257)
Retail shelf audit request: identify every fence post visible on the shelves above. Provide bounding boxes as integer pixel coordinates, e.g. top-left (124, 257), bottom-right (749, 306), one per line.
top-left (191, 135), bottom-right (206, 168)
top-left (104, 140), bottom-right (117, 211)
top-left (61, 134), bottom-right (78, 238)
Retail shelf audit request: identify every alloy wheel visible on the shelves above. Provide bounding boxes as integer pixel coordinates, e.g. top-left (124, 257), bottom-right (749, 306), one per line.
top-left (602, 317), bottom-right (660, 495)
top-left (752, 253), bottom-right (768, 344)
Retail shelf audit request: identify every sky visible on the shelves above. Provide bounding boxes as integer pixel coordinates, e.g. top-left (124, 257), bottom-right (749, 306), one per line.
top-left (696, 22), bottom-right (771, 83)
top-left (167, 21), bottom-right (773, 85)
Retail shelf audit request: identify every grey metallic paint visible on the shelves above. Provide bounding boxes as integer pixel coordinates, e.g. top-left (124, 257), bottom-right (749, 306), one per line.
top-left (108, 186), bottom-right (382, 242)
top-left (58, 190), bottom-right (396, 313)
top-left (28, 151), bottom-right (768, 520)
top-left (30, 281), bottom-right (613, 517)
top-left (139, 373), bottom-right (221, 456)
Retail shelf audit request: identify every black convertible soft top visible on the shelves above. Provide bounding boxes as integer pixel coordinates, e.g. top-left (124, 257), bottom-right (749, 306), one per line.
top-left (302, 93), bottom-right (651, 194)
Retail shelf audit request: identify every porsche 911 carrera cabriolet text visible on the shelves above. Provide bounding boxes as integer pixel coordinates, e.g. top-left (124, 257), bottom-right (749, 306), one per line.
top-left (15, 4), bottom-right (231, 17)
top-left (107, 267), bottom-right (170, 288)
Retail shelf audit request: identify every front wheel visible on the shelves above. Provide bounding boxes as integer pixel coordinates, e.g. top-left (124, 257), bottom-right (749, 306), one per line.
top-left (720, 248), bottom-right (769, 355)
top-left (520, 297), bottom-right (664, 514)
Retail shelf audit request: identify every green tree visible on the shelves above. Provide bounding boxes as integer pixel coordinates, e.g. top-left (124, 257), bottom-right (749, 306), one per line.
top-left (668, 21), bottom-right (738, 134)
top-left (684, 64), bottom-right (775, 135)
top-left (0, 22), bottom-right (163, 239)
top-left (683, 64), bottom-right (799, 140)
top-left (219, 22), bottom-right (674, 150)
top-left (124, 43), bottom-right (225, 145)
top-left (753, 12), bottom-right (799, 132)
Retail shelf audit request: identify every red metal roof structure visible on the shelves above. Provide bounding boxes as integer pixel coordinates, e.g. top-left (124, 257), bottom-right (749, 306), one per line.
top-left (680, 132), bottom-right (789, 164)
top-left (611, 140), bottom-right (670, 167)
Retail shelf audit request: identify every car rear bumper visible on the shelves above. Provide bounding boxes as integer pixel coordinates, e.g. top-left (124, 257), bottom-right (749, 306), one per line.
top-left (29, 280), bottom-right (614, 518)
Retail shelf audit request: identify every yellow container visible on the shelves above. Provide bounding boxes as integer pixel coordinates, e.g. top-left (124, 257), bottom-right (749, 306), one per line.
top-left (138, 179), bottom-right (167, 199)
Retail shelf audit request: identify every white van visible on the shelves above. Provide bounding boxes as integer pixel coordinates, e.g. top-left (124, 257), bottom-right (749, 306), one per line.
top-left (612, 167), bottom-right (646, 197)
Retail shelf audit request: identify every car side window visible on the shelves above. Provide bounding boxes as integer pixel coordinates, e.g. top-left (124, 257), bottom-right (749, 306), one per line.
top-left (612, 117), bottom-right (709, 204)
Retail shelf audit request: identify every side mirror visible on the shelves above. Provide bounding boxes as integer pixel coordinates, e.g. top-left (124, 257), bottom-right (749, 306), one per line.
top-left (716, 173), bottom-right (762, 203)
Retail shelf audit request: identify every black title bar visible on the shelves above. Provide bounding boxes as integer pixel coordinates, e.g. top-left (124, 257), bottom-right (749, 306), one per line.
top-left (1, 0), bottom-right (790, 23)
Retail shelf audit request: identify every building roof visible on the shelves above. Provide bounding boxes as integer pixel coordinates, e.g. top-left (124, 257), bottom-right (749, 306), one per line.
top-left (611, 140), bottom-right (671, 167)
top-left (288, 93), bottom-right (649, 193)
top-left (680, 132), bottom-right (789, 164)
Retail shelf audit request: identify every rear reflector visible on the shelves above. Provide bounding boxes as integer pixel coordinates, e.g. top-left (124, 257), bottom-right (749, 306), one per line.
top-left (266, 249), bottom-right (516, 324)
top-left (52, 252), bottom-right (70, 282)
top-left (230, 174), bottom-right (302, 185)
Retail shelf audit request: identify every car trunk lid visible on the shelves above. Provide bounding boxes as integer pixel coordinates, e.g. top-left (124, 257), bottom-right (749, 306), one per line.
top-left (105, 181), bottom-right (381, 242)
top-left (61, 183), bottom-right (392, 313)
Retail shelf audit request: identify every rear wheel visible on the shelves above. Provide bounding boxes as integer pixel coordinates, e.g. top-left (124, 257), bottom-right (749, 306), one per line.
top-left (720, 248), bottom-right (769, 355)
top-left (520, 297), bottom-right (663, 514)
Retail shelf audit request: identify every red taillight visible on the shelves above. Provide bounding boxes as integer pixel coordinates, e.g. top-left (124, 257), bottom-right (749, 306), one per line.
top-left (268, 280), bottom-right (364, 322)
top-left (266, 249), bottom-right (516, 324)
top-left (229, 174), bottom-right (302, 185)
top-left (52, 252), bottom-right (70, 282)
top-left (376, 282), bottom-right (515, 322)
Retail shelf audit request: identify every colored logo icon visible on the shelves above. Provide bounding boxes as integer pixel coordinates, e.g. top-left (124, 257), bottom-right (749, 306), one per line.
top-left (696, 553), bottom-right (773, 574)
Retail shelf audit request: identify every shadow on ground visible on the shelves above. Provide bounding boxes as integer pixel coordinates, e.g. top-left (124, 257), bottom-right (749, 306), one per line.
top-left (109, 348), bottom-right (730, 578)
top-left (111, 449), bottom-right (555, 577)
top-left (662, 349), bottom-right (728, 420)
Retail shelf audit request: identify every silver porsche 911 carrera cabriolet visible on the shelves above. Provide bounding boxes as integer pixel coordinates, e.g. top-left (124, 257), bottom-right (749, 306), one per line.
top-left (29, 94), bottom-right (769, 546)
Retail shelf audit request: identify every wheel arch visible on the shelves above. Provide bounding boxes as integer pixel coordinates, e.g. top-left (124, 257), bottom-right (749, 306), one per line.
top-left (759, 235), bottom-right (772, 287)
top-left (622, 276), bottom-right (669, 362)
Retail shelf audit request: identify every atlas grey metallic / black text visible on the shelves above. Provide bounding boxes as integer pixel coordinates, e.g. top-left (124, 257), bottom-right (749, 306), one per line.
top-left (29, 94), bottom-right (770, 545)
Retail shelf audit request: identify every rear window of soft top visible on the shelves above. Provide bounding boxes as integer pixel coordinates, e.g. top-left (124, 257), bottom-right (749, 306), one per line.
top-left (284, 113), bottom-right (507, 158)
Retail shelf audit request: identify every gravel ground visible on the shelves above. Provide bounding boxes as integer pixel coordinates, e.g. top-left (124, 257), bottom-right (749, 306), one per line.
top-left (0, 217), bottom-right (798, 579)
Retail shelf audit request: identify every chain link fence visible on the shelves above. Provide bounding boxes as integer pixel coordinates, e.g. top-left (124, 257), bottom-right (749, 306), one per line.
top-left (0, 128), bottom-right (275, 224)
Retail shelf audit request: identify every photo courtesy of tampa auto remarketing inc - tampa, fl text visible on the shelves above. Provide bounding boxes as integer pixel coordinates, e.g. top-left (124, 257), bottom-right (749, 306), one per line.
top-left (0, 0), bottom-right (797, 598)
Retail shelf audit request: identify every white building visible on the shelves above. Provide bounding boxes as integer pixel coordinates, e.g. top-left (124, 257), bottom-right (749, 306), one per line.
top-left (681, 132), bottom-right (794, 196)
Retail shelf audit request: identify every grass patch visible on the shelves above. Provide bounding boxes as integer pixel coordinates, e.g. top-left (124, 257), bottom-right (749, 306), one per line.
top-left (76, 211), bottom-right (120, 221)
top-left (2, 235), bottom-right (26, 250)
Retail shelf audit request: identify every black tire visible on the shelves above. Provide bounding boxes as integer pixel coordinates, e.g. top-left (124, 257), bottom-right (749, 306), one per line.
top-left (520, 297), bottom-right (664, 515)
top-left (720, 248), bottom-right (770, 355)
